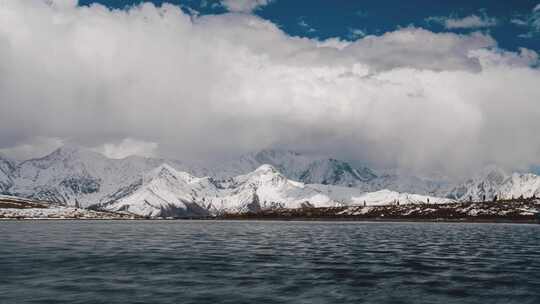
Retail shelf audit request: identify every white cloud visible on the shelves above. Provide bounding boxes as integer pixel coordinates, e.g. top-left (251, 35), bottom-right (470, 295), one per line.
top-left (512, 4), bottom-right (540, 38)
top-left (220, 0), bottom-right (272, 13)
top-left (427, 14), bottom-right (497, 29)
top-left (344, 29), bottom-right (495, 72)
top-left (46, 0), bottom-right (78, 9)
top-left (95, 138), bottom-right (158, 159)
top-left (531, 9), bottom-right (540, 30)
top-left (347, 28), bottom-right (366, 40)
top-left (0, 1), bottom-right (539, 177)
top-left (470, 47), bottom-right (538, 67)
top-left (298, 17), bottom-right (316, 33)
top-left (511, 18), bottom-right (528, 26)
top-left (0, 137), bottom-right (64, 160)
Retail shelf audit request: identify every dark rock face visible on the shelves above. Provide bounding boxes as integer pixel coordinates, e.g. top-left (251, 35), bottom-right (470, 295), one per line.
top-left (300, 201), bottom-right (314, 208)
top-left (27, 187), bottom-right (68, 204)
top-left (0, 181), bottom-right (12, 195)
top-left (246, 193), bottom-right (262, 213)
top-left (299, 159), bottom-right (377, 187)
top-left (158, 202), bottom-right (210, 218)
top-left (99, 179), bottom-right (143, 206)
top-left (89, 200), bottom-right (211, 218)
top-left (323, 159), bottom-right (377, 184)
top-left (0, 156), bottom-right (16, 194)
top-left (59, 176), bottom-right (100, 195)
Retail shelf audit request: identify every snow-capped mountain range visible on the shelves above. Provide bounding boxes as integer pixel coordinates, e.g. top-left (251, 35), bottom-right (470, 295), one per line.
top-left (210, 150), bottom-right (377, 186)
top-left (446, 166), bottom-right (540, 201)
top-left (1, 145), bottom-right (540, 217)
top-left (95, 163), bottom-right (452, 217)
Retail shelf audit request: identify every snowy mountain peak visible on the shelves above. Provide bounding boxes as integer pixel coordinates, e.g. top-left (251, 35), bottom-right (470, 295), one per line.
top-left (446, 165), bottom-right (515, 201)
top-left (100, 164), bottom-right (216, 218)
top-left (253, 164), bottom-right (280, 174)
top-left (27, 145), bottom-right (108, 169)
top-left (219, 164), bottom-right (296, 193)
top-left (149, 163), bottom-right (181, 178)
top-left (145, 163), bottom-right (198, 184)
top-left (49, 145), bottom-right (97, 158)
top-left (218, 148), bottom-right (377, 187)
top-left (51, 144), bottom-right (80, 155)
top-left (243, 164), bottom-right (290, 184)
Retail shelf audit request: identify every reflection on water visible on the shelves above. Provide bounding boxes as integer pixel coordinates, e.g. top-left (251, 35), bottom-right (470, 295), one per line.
top-left (0, 220), bottom-right (539, 304)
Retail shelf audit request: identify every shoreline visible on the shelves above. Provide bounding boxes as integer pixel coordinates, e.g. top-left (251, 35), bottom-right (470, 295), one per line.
top-left (1, 217), bottom-right (538, 224)
top-left (2, 196), bottom-right (539, 224)
top-left (214, 216), bottom-right (540, 224)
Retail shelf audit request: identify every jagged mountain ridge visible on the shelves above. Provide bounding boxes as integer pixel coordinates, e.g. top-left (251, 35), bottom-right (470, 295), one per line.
top-left (97, 164), bottom-right (218, 217)
top-left (6, 146), bottom-right (188, 206)
top-left (96, 163), bottom-right (452, 217)
top-left (0, 146), bottom-right (382, 206)
top-left (211, 150), bottom-right (453, 195)
top-left (446, 166), bottom-right (540, 201)
top-left (209, 149), bottom-right (377, 186)
top-left (366, 169), bottom-right (452, 197)
top-left (2, 145), bottom-right (540, 215)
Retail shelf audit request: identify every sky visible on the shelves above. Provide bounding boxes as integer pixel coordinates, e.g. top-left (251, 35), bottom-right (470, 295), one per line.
top-left (0, 0), bottom-right (540, 178)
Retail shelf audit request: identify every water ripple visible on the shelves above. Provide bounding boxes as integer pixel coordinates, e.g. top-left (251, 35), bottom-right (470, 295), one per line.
top-left (0, 221), bottom-right (539, 304)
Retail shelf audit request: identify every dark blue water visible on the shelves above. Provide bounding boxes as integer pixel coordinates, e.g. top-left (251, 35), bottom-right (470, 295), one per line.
top-left (0, 221), bottom-right (539, 304)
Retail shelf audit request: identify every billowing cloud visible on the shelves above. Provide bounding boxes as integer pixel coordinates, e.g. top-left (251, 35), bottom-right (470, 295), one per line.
top-left (220, 0), bottom-right (272, 13)
top-left (0, 1), bottom-right (539, 178)
top-left (94, 138), bottom-right (158, 159)
top-left (343, 29), bottom-right (495, 72)
top-left (427, 14), bottom-right (498, 29)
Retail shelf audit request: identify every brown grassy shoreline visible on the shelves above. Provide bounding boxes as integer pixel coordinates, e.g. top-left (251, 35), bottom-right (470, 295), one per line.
top-left (1, 196), bottom-right (539, 223)
top-left (214, 216), bottom-right (539, 224)
top-left (1, 217), bottom-right (538, 224)
top-left (218, 198), bottom-right (540, 224)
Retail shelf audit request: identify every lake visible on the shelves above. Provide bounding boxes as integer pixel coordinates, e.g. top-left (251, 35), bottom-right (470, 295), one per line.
top-left (0, 220), bottom-right (539, 304)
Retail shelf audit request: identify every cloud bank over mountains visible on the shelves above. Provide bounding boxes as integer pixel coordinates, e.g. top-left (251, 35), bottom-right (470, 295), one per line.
top-left (0, 0), bottom-right (539, 178)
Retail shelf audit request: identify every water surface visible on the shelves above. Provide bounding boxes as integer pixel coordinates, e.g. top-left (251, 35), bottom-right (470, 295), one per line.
top-left (0, 220), bottom-right (539, 304)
